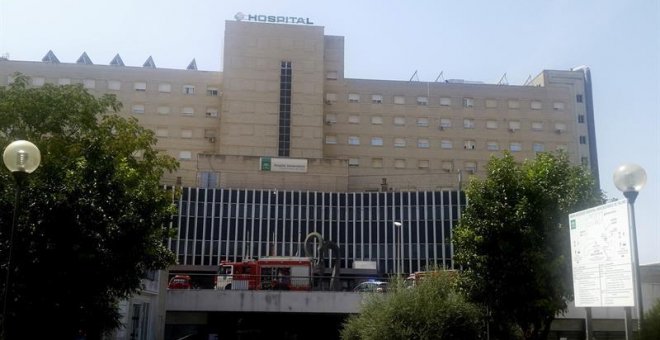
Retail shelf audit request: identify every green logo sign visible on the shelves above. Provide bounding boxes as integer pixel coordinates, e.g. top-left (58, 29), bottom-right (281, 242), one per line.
top-left (261, 157), bottom-right (271, 171)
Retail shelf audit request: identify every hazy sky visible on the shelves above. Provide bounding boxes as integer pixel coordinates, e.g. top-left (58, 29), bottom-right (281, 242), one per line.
top-left (1, 0), bottom-right (658, 263)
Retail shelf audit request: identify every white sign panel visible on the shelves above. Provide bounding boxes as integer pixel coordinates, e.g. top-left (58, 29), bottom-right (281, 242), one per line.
top-left (260, 157), bottom-right (308, 173)
top-left (569, 200), bottom-right (634, 307)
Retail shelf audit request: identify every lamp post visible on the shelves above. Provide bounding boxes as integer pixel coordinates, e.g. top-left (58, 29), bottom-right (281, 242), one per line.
top-left (394, 222), bottom-right (402, 276)
top-left (2, 140), bottom-right (41, 337)
top-left (613, 163), bottom-right (646, 327)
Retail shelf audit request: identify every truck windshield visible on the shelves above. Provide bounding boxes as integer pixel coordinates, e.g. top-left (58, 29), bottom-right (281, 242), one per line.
top-left (218, 266), bottom-right (232, 275)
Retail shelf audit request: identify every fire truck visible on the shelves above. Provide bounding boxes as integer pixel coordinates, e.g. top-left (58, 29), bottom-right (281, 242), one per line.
top-left (215, 257), bottom-right (313, 291)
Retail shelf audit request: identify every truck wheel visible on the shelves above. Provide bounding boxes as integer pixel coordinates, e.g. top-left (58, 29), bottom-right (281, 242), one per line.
top-left (225, 284), bottom-right (232, 290)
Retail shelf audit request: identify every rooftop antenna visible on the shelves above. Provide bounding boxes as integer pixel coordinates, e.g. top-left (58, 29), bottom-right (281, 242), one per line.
top-left (497, 73), bottom-right (508, 85)
top-left (434, 71), bottom-right (444, 82)
top-left (523, 74), bottom-right (533, 86)
top-left (409, 70), bottom-right (419, 82)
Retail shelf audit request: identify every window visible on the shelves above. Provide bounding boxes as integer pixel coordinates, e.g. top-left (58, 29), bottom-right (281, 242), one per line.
top-left (394, 159), bottom-right (406, 169)
top-left (157, 106), bottom-right (170, 115)
top-left (325, 93), bottom-right (337, 104)
top-left (579, 136), bottom-right (587, 144)
top-left (371, 95), bottom-right (383, 104)
top-left (393, 116), bottom-right (406, 126)
top-left (486, 120), bottom-right (498, 129)
top-left (576, 94), bottom-right (583, 103)
top-left (371, 137), bottom-right (383, 146)
top-left (417, 96), bottom-right (428, 106)
top-left (463, 98), bottom-right (474, 108)
top-left (394, 138), bottom-right (406, 147)
top-left (107, 80), bottom-right (121, 90)
top-left (371, 116), bottom-right (383, 125)
top-left (207, 87), bottom-right (219, 96)
top-left (348, 115), bottom-right (360, 124)
top-left (134, 82), bottom-right (146, 91)
top-left (464, 119), bottom-right (475, 129)
top-left (485, 99), bottom-right (498, 108)
top-left (531, 101), bottom-right (542, 110)
top-left (157, 83), bottom-right (171, 93)
top-left (417, 118), bottom-right (429, 127)
top-left (464, 140), bottom-right (476, 150)
top-left (465, 162), bottom-right (477, 173)
top-left (181, 107), bottom-right (194, 116)
top-left (155, 128), bottom-right (168, 137)
top-left (555, 122), bottom-right (567, 133)
top-left (441, 140), bottom-right (453, 149)
top-left (510, 142), bottom-right (522, 152)
top-left (58, 78), bottom-right (70, 85)
top-left (32, 77), bottom-right (45, 86)
top-left (442, 161), bottom-right (453, 172)
top-left (179, 151), bottom-right (192, 160)
top-left (508, 100), bottom-right (520, 109)
top-left (440, 97), bottom-right (451, 106)
top-left (198, 172), bottom-right (219, 188)
top-left (553, 102), bottom-right (565, 111)
top-left (181, 129), bottom-right (193, 138)
top-left (131, 104), bottom-right (145, 114)
top-left (325, 114), bottom-right (337, 124)
top-left (348, 136), bottom-right (360, 145)
top-left (183, 85), bottom-right (195, 95)
top-left (348, 158), bottom-right (360, 167)
top-left (206, 108), bottom-right (219, 117)
top-left (578, 115), bottom-right (585, 123)
top-left (508, 121), bottom-right (521, 131)
top-left (417, 138), bottom-right (430, 148)
top-left (348, 93), bottom-right (360, 103)
top-left (83, 79), bottom-right (96, 89)
top-left (394, 96), bottom-right (405, 105)
top-left (371, 158), bottom-right (383, 168)
top-left (533, 143), bottom-right (545, 152)
top-left (532, 122), bottom-right (543, 131)
top-left (440, 118), bottom-right (452, 129)
top-left (326, 71), bottom-right (338, 80)
top-left (325, 135), bottom-right (337, 144)
top-left (418, 160), bottom-right (430, 168)
top-left (487, 142), bottom-right (499, 151)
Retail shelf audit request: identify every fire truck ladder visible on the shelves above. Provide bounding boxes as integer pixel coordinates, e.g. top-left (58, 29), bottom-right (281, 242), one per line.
top-left (303, 232), bottom-right (341, 291)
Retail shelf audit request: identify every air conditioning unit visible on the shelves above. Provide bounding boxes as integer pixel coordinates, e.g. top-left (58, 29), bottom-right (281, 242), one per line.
top-left (438, 125), bottom-right (445, 131)
top-left (325, 100), bottom-right (333, 105)
top-left (325, 120), bottom-right (334, 125)
top-left (208, 137), bottom-right (216, 143)
top-left (509, 128), bottom-right (517, 132)
top-left (555, 129), bottom-right (563, 134)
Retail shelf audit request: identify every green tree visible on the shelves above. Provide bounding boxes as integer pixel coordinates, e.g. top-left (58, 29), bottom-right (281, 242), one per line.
top-left (0, 75), bottom-right (177, 339)
top-left (640, 299), bottom-right (660, 340)
top-left (453, 152), bottom-right (603, 340)
top-left (341, 273), bottom-right (484, 340)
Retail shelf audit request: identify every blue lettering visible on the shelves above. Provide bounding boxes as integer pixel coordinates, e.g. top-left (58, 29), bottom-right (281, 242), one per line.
top-left (248, 14), bottom-right (257, 21)
top-left (277, 16), bottom-right (286, 23)
top-left (267, 16), bottom-right (276, 22)
top-left (296, 17), bottom-right (305, 24)
top-left (258, 15), bottom-right (267, 22)
top-left (306, 18), bottom-right (314, 25)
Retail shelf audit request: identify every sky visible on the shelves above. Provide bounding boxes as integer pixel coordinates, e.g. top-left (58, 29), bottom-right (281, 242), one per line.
top-left (0, 0), bottom-right (658, 263)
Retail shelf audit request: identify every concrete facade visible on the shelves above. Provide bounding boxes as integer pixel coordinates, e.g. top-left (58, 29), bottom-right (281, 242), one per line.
top-left (0, 19), bottom-right (598, 192)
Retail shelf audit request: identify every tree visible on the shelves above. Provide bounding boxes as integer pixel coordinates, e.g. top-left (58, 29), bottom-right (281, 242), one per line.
top-left (340, 273), bottom-right (484, 340)
top-left (640, 299), bottom-right (660, 340)
top-left (453, 152), bottom-right (603, 340)
top-left (0, 75), bottom-right (178, 339)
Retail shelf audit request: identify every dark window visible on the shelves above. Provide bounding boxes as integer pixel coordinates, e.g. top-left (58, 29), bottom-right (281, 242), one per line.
top-left (278, 61), bottom-right (292, 156)
top-left (576, 94), bottom-right (583, 103)
top-left (579, 136), bottom-right (587, 144)
top-left (578, 115), bottom-right (585, 123)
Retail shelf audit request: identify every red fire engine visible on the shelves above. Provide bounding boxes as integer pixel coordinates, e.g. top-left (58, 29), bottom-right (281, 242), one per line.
top-left (215, 257), bottom-right (313, 291)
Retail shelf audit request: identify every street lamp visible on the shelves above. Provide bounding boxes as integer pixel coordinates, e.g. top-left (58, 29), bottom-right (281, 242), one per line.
top-left (2, 140), bottom-right (41, 336)
top-left (394, 222), bottom-right (402, 276)
top-left (613, 163), bottom-right (646, 326)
